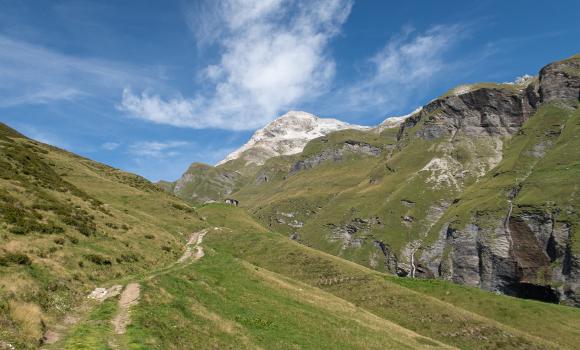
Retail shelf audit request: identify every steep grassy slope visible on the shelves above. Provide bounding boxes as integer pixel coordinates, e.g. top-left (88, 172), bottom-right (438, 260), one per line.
top-left (0, 123), bottom-right (203, 348)
top-left (57, 240), bottom-right (447, 350)
top-left (2, 120), bottom-right (577, 349)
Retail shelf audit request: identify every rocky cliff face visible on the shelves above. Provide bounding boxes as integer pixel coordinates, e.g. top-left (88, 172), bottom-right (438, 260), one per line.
top-left (417, 55), bottom-right (580, 306)
top-left (290, 140), bottom-right (382, 174)
top-left (539, 54), bottom-right (580, 104)
top-left (400, 81), bottom-right (539, 140)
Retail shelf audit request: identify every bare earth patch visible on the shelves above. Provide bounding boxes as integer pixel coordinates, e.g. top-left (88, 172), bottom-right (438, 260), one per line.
top-left (87, 285), bottom-right (123, 302)
top-left (178, 229), bottom-right (209, 263)
top-left (112, 283), bottom-right (141, 334)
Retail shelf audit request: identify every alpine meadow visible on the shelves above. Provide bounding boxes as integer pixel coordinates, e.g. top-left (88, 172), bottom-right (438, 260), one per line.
top-left (1, 1), bottom-right (580, 349)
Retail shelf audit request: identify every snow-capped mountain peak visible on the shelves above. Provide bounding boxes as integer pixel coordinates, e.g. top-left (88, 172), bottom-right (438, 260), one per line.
top-left (217, 111), bottom-right (368, 166)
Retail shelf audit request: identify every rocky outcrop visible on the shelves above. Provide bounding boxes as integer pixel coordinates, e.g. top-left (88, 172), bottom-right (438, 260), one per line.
top-left (421, 208), bottom-right (578, 305)
top-left (539, 55), bottom-right (580, 105)
top-left (400, 84), bottom-right (539, 140)
top-left (255, 170), bottom-right (269, 184)
top-left (327, 217), bottom-right (383, 251)
top-left (373, 240), bottom-right (401, 275)
top-left (290, 141), bottom-right (381, 174)
top-left (415, 56), bottom-right (580, 305)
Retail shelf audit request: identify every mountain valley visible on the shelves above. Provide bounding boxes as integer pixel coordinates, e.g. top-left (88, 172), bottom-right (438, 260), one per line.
top-left (1, 55), bottom-right (580, 349)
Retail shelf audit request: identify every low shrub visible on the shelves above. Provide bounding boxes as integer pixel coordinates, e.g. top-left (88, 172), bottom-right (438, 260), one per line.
top-left (84, 254), bottom-right (112, 266)
top-left (0, 252), bottom-right (32, 266)
top-left (116, 253), bottom-right (140, 264)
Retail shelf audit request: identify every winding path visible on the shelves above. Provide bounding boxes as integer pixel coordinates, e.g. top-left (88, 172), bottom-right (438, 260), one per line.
top-left (43, 228), bottom-right (213, 348)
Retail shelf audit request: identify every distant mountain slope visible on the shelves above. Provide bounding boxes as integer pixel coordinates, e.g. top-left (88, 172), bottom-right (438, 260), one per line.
top-left (164, 54), bottom-right (580, 306)
top-left (163, 111), bottom-right (371, 204)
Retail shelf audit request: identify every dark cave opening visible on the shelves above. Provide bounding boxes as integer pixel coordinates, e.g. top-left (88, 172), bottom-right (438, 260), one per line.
top-left (505, 283), bottom-right (560, 303)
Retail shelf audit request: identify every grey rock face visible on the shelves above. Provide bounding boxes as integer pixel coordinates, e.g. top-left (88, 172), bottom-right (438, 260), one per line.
top-left (401, 86), bottom-right (539, 140)
top-left (449, 224), bottom-right (481, 286)
top-left (422, 210), bottom-right (578, 306)
top-left (290, 140), bottom-right (381, 174)
top-left (406, 57), bottom-right (580, 305)
top-left (539, 56), bottom-right (580, 105)
top-left (373, 240), bottom-right (400, 274)
top-left (255, 170), bottom-right (269, 184)
top-left (327, 217), bottom-right (383, 252)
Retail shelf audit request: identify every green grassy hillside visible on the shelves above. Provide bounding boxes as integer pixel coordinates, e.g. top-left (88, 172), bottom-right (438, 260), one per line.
top-left (46, 204), bottom-right (580, 349)
top-left (2, 55), bottom-right (579, 349)
top-left (0, 123), bottom-right (204, 348)
top-left (197, 205), bottom-right (580, 349)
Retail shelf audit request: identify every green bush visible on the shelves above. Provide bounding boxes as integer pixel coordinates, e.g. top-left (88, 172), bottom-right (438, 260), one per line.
top-left (116, 253), bottom-right (140, 264)
top-left (0, 252), bottom-right (32, 266)
top-left (84, 254), bottom-right (112, 266)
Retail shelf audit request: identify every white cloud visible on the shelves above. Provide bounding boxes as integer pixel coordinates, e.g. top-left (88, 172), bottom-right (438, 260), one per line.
top-left (128, 141), bottom-right (190, 158)
top-left (102, 142), bottom-right (120, 151)
top-left (120, 0), bottom-right (353, 130)
top-left (0, 34), bottom-right (155, 107)
top-left (331, 25), bottom-right (465, 114)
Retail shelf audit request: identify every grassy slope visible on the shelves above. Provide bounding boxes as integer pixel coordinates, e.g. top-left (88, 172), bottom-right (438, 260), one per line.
top-left (198, 205), bottom-right (580, 349)
top-left (53, 204), bottom-right (580, 349)
top-left (226, 97), bottom-right (578, 297)
top-left (3, 111), bottom-right (579, 349)
top-left (122, 247), bottom-right (447, 350)
top-left (0, 123), bottom-right (204, 348)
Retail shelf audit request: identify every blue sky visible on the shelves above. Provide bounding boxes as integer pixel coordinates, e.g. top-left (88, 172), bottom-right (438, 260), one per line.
top-left (0, 0), bottom-right (578, 181)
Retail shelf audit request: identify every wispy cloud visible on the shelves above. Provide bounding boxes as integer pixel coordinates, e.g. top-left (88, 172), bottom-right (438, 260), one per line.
top-left (128, 141), bottom-right (190, 158)
top-left (329, 25), bottom-right (466, 115)
top-left (120, 0), bottom-right (353, 130)
top-left (0, 34), bottom-right (155, 107)
top-left (101, 142), bottom-right (120, 151)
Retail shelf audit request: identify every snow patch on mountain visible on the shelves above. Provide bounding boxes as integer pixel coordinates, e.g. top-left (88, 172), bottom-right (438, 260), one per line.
top-left (217, 111), bottom-right (368, 166)
top-left (377, 107), bottom-right (422, 131)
